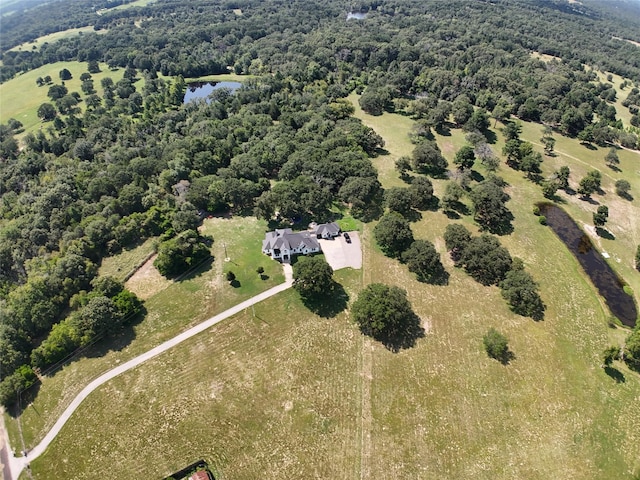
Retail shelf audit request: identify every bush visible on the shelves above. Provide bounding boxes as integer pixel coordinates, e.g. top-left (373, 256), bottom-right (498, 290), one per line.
top-left (538, 215), bottom-right (547, 225)
top-left (483, 328), bottom-right (509, 362)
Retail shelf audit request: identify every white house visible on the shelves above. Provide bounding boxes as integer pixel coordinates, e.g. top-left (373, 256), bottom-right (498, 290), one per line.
top-left (262, 228), bottom-right (321, 261)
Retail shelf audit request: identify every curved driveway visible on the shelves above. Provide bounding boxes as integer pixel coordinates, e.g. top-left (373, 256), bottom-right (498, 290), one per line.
top-left (2, 264), bottom-right (293, 480)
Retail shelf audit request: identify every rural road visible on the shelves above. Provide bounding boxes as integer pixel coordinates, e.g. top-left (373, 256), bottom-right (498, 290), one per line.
top-left (1, 264), bottom-right (293, 480)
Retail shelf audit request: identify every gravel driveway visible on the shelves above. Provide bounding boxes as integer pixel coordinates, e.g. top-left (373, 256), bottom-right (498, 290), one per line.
top-left (319, 232), bottom-right (362, 270)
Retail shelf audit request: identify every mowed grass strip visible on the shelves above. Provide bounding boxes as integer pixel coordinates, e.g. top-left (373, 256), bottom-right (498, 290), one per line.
top-left (5, 216), bottom-right (285, 450)
top-left (98, 237), bottom-right (157, 281)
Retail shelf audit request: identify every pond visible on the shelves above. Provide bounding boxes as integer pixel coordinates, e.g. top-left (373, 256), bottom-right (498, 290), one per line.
top-left (183, 81), bottom-right (242, 104)
top-left (538, 203), bottom-right (637, 327)
top-left (347, 11), bottom-right (367, 20)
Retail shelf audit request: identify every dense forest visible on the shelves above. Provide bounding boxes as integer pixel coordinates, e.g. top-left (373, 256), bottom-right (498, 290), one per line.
top-left (2, 0), bottom-right (640, 406)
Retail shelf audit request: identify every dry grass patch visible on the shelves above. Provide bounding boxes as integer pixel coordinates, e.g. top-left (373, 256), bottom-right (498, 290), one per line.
top-left (26, 284), bottom-right (364, 480)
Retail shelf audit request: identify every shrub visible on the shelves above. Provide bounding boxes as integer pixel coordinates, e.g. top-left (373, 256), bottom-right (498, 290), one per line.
top-left (483, 328), bottom-right (509, 362)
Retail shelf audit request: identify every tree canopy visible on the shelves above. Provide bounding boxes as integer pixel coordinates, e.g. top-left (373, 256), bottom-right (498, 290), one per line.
top-left (351, 283), bottom-right (423, 350)
top-left (374, 212), bottom-right (414, 258)
top-left (293, 256), bottom-right (334, 299)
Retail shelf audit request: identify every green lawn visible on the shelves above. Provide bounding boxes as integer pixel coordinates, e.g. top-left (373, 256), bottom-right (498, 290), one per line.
top-left (0, 61), bottom-right (140, 138)
top-left (8, 101), bottom-right (640, 479)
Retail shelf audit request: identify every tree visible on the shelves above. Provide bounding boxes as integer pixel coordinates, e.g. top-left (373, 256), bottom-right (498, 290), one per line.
top-left (408, 176), bottom-right (436, 210)
top-left (602, 346), bottom-right (620, 367)
top-left (351, 283), bottom-right (419, 343)
top-left (541, 134), bottom-right (556, 155)
top-left (474, 143), bottom-right (499, 171)
top-left (226, 271), bottom-right (236, 282)
top-left (469, 178), bottom-right (512, 234)
top-left (87, 60), bottom-right (100, 74)
top-left (453, 145), bottom-right (476, 170)
top-left (359, 88), bottom-right (390, 116)
top-left (154, 230), bottom-right (211, 277)
top-left (554, 166), bottom-right (570, 190)
top-left (59, 68), bottom-right (72, 81)
top-left (458, 234), bottom-right (512, 286)
top-left (483, 328), bottom-right (509, 362)
top-left (374, 212), bottom-right (414, 258)
top-left (624, 328), bottom-right (640, 371)
top-left (615, 179), bottom-right (631, 198)
top-left (441, 181), bottom-right (465, 212)
top-left (452, 96), bottom-right (473, 126)
top-left (577, 170), bottom-right (602, 198)
top-left (47, 85), bottom-right (69, 100)
top-left (593, 205), bottom-right (609, 227)
top-left (401, 240), bottom-right (446, 283)
top-left (499, 268), bottom-right (545, 319)
top-left (38, 101), bottom-right (57, 121)
top-left (411, 141), bottom-right (448, 175)
top-left (443, 223), bottom-right (472, 262)
top-left (519, 150), bottom-right (543, 179)
top-left (464, 109), bottom-right (490, 132)
top-left (385, 187), bottom-right (413, 215)
top-left (605, 148), bottom-right (620, 168)
top-left (293, 256), bottom-right (334, 298)
top-left (502, 121), bottom-right (522, 141)
top-left (541, 180), bottom-right (559, 199)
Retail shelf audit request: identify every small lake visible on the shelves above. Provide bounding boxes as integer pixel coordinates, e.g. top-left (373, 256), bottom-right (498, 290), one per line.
top-left (183, 81), bottom-right (242, 104)
top-left (347, 11), bottom-right (367, 20)
top-left (538, 203), bottom-right (637, 327)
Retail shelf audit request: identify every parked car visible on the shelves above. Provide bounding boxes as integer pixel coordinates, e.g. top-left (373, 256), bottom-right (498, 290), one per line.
top-left (343, 232), bottom-right (351, 243)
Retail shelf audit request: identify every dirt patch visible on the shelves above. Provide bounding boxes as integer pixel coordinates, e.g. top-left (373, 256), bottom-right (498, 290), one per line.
top-left (124, 254), bottom-right (171, 300)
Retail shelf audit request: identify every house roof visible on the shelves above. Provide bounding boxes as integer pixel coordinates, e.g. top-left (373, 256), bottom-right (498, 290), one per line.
top-left (314, 222), bottom-right (340, 236)
top-left (188, 471), bottom-right (211, 480)
top-left (263, 228), bottom-right (320, 251)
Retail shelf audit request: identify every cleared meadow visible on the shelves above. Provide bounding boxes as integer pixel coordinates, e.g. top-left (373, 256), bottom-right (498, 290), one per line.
top-left (0, 61), bottom-right (138, 137)
top-left (8, 97), bottom-right (640, 479)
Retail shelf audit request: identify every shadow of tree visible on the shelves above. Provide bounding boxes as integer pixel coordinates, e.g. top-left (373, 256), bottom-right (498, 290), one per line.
top-left (499, 349), bottom-right (516, 365)
top-left (300, 282), bottom-right (349, 318)
top-left (230, 279), bottom-right (241, 288)
top-left (596, 227), bottom-right (615, 240)
top-left (364, 312), bottom-right (425, 353)
top-left (604, 365), bottom-right (625, 383)
top-left (618, 192), bottom-right (634, 202)
top-left (259, 274), bottom-right (269, 281)
top-left (402, 208), bottom-right (423, 222)
top-left (417, 268), bottom-right (449, 286)
top-left (483, 129), bottom-right (498, 144)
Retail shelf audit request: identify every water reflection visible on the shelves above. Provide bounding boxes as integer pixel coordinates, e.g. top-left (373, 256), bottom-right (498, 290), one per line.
top-left (538, 203), bottom-right (637, 327)
top-left (183, 81), bottom-right (242, 103)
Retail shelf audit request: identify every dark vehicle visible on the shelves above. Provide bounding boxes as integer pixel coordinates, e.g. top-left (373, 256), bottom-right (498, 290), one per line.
top-left (344, 232), bottom-right (351, 243)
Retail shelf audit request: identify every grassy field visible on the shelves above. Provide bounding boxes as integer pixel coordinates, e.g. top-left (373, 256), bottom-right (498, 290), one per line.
top-left (0, 61), bottom-right (140, 137)
top-left (98, 237), bottom-right (157, 282)
top-left (9, 27), bottom-right (106, 53)
top-left (5, 216), bottom-right (285, 451)
top-left (8, 100), bottom-right (640, 479)
top-left (590, 69), bottom-right (636, 128)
